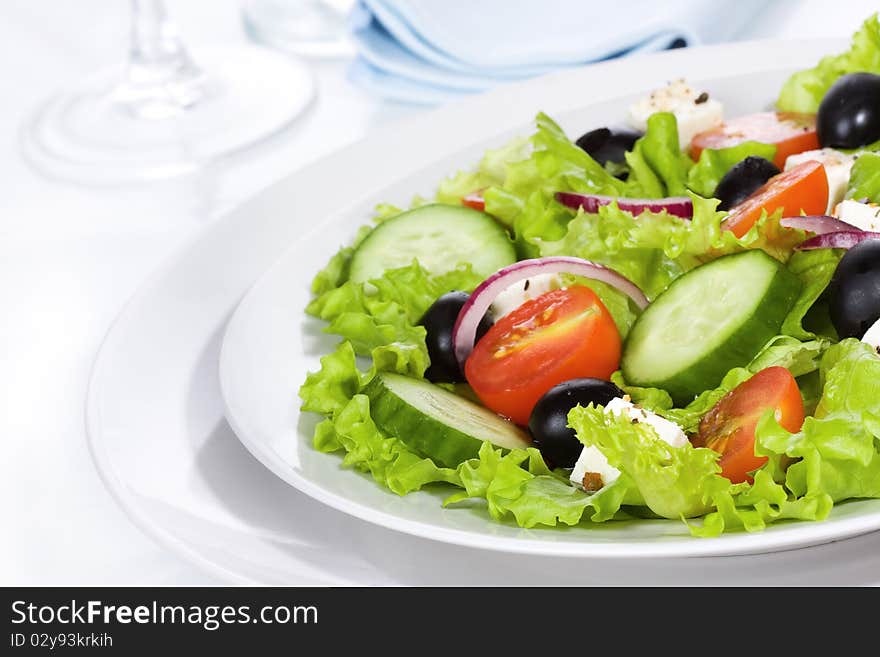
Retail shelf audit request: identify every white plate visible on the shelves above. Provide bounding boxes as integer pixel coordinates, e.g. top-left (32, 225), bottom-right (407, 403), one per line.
top-left (88, 38), bottom-right (880, 584)
top-left (220, 37), bottom-right (880, 559)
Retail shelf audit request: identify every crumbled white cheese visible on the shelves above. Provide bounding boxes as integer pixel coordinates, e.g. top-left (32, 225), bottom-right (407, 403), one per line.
top-left (570, 445), bottom-right (621, 490)
top-left (489, 273), bottom-right (563, 320)
top-left (569, 398), bottom-right (688, 491)
top-left (627, 79), bottom-right (723, 149)
top-left (862, 318), bottom-right (880, 352)
top-left (785, 149), bottom-right (858, 213)
top-left (605, 397), bottom-right (689, 448)
top-left (833, 199), bottom-right (880, 232)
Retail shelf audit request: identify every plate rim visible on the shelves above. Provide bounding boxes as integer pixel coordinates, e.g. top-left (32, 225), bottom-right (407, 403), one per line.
top-left (216, 36), bottom-right (880, 559)
top-left (221, 260), bottom-right (880, 559)
top-left (86, 36), bottom-right (880, 577)
top-left (85, 237), bottom-right (264, 585)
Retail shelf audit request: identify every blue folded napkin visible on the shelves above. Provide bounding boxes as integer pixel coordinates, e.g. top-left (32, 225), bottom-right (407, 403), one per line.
top-left (348, 0), bottom-right (768, 104)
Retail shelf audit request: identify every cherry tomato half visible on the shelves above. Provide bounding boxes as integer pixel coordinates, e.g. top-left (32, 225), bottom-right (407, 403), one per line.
top-left (690, 112), bottom-right (819, 169)
top-left (721, 160), bottom-right (829, 238)
top-left (464, 286), bottom-right (621, 425)
top-left (692, 366), bottom-right (804, 484)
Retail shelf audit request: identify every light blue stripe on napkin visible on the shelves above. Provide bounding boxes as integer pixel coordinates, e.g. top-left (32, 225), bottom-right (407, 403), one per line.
top-left (348, 0), bottom-right (768, 104)
top-left (352, 13), bottom-right (497, 91)
top-left (349, 57), bottom-right (482, 104)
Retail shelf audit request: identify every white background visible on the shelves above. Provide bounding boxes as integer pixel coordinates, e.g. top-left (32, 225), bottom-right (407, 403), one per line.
top-left (2, 0), bottom-right (877, 585)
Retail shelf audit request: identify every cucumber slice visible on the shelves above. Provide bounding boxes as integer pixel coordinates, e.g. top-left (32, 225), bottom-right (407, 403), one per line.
top-left (363, 373), bottom-right (531, 468)
top-left (350, 204), bottom-right (516, 283)
top-left (621, 250), bottom-right (801, 404)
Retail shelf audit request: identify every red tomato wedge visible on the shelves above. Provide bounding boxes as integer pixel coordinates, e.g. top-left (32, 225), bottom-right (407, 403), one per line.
top-left (462, 192), bottom-right (486, 212)
top-left (692, 367), bottom-right (804, 484)
top-left (721, 160), bottom-right (829, 238)
top-left (464, 286), bottom-right (621, 426)
top-left (690, 112), bottom-right (819, 169)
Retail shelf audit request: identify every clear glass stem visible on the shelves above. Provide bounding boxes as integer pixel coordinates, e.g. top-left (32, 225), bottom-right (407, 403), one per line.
top-left (111, 0), bottom-right (210, 120)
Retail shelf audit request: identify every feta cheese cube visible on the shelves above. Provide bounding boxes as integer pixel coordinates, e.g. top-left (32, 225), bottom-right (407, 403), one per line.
top-left (605, 397), bottom-right (689, 448)
top-left (569, 397), bottom-right (688, 491)
top-left (489, 273), bottom-right (562, 320)
top-left (862, 318), bottom-right (880, 353)
top-left (627, 79), bottom-right (723, 150)
top-left (785, 149), bottom-right (857, 213)
top-left (570, 445), bottom-right (621, 491)
top-left (833, 199), bottom-right (880, 232)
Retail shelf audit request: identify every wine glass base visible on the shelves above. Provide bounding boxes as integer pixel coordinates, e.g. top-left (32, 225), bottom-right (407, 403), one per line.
top-left (21, 46), bottom-right (315, 185)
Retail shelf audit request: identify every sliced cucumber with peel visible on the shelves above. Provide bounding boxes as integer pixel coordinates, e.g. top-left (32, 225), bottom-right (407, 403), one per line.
top-left (621, 250), bottom-right (801, 404)
top-left (363, 373), bottom-right (531, 468)
top-left (350, 204), bottom-right (516, 283)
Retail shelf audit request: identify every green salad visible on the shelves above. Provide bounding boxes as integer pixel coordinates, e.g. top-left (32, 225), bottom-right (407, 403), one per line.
top-left (299, 15), bottom-right (880, 537)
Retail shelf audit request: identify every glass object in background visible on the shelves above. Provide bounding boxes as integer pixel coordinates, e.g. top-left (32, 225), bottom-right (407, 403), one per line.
top-left (242, 0), bottom-right (355, 58)
top-left (21, 0), bottom-right (315, 185)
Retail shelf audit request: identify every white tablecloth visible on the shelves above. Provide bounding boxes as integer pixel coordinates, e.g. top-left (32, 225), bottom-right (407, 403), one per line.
top-left (3, 0), bottom-right (877, 585)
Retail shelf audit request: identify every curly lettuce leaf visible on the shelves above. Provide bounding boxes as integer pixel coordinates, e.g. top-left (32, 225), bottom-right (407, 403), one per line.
top-left (301, 329), bottom-right (878, 538)
top-left (299, 343), bottom-right (632, 528)
top-left (568, 351), bottom-right (865, 538)
top-left (300, 96), bottom-right (880, 536)
top-left (636, 339), bottom-right (878, 535)
top-left (299, 343), bottom-right (458, 494)
top-left (813, 339), bottom-right (880, 422)
top-left (610, 371), bottom-right (674, 411)
top-left (781, 248), bottom-right (844, 340)
top-left (619, 334), bottom-right (830, 432)
top-left (299, 343), bottom-right (461, 494)
top-left (447, 444), bottom-right (581, 526)
top-left (690, 467), bottom-right (833, 537)
top-left (846, 151), bottom-right (880, 201)
top-left (300, 342), bottom-right (367, 417)
top-left (623, 144), bottom-right (664, 198)
top-left (480, 111), bottom-right (708, 236)
top-left (319, 396), bottom-right (462, 495)
top-left (568, 404), bottom-right (723, 519)
top-left (307, 261), bottom-right (482, 378)
top-left (686, 141), bottom-right (778, 198)
top-left (369, 263), bottom-right (484, 324)
top-left (624, 196), bottom-right (805, 264)
top-left (539, 203), bottom-right (689, 299)
top-left (757, 340), bottom-right (880, 505)
top-left (777, 13), bottom-right (880, 112)
top-left (435, 136), bottom-right (531, 205)
top-left (300, 351), bottom-right (620, 527)
top-left (631, 112), bottom-right (695, 196)
top-left (302, 210), bottom-right (634, 526)
top-left (444, 442), bottom-right (631, 527)
top-left (309, 225), bottom-right (374, 297)
top-left (482, 112), bottom-right (627, 228)
top-left (748, 335), bottom-right (830, 377)
top-left (540, 193), bottom-right (804, 300)
top-left (566, 398), bottom-right (836, 537)
top-left (511, 190), bottom-right (578, 258)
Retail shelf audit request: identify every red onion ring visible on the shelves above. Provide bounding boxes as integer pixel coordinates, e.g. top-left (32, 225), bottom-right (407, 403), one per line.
top-left (555, 191), bottom-right (694, 218)
top-left (780, 215), bottom-right (860, 235)
top-left (451, 256), bottom-right (649, 367)
top-left (796, 231), bottom-right (880, 250)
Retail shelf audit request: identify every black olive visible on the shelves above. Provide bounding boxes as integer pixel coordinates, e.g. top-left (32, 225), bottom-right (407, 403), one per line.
top-left (528, 378), bottom-right (624, 469)
top-left (817, 72), bottom-right (880, 149)
top-left (419, 291), bottom-right (492, 383)
top-left (575, 127), bottom-right (642, 167)
top-left (713, 156), bottom-right (780, 210)
top-left (828, 239), bottom-right (880, 339)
